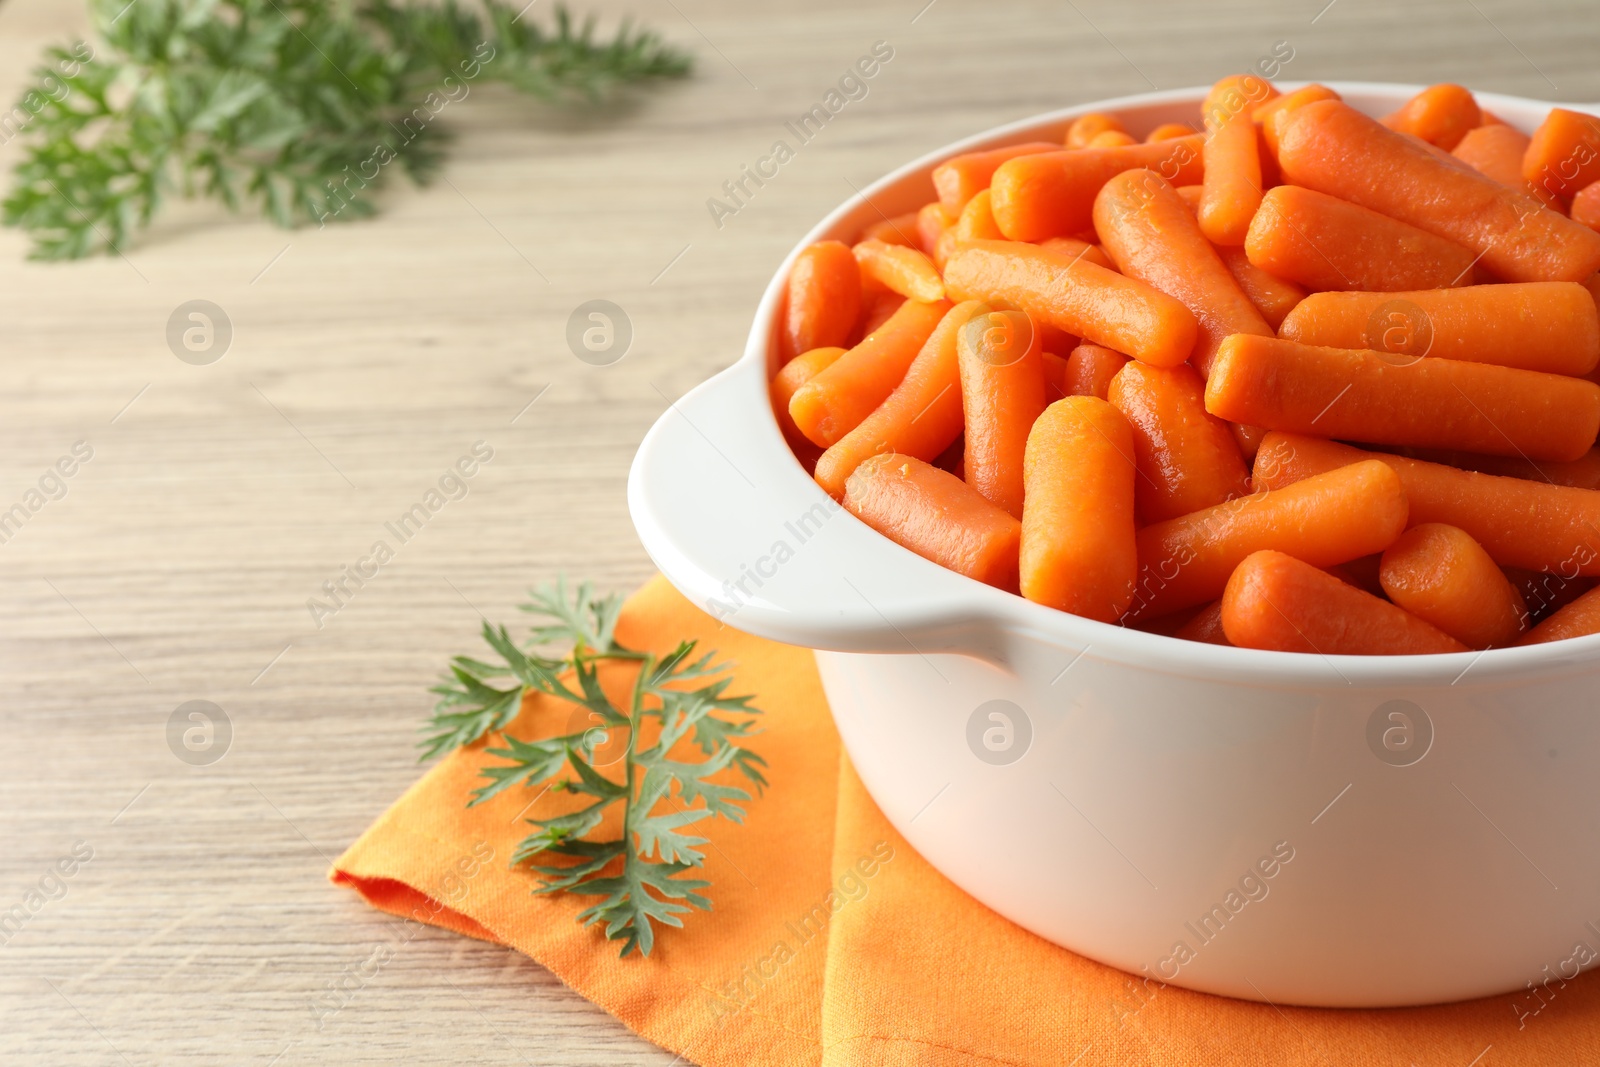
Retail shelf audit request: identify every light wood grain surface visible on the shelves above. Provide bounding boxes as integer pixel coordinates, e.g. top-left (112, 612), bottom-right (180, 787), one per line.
top-left (1, 0), bottom-right (1597, 1062)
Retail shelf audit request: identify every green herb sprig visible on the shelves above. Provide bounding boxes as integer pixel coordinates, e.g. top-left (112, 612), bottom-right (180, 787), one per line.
top-left (424, 579), bottom-right (766, 957)
top-left (4, 0), bottom-right (690, 259)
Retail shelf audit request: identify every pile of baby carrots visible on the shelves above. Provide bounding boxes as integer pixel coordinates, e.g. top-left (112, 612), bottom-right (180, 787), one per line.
top-left (770, 76), bottom-right (1600, 654)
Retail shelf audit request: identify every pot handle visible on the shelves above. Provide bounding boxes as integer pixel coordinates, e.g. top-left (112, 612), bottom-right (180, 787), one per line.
top-left (629, 359), bottom-right (1003, 656)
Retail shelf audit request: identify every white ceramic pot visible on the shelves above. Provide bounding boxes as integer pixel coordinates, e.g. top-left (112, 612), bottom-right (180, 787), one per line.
top-left (627, 83), bottom-right (1600, 1008)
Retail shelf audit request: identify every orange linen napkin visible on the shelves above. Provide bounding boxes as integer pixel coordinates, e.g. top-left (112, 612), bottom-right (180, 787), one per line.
top-left (334, 576), bottom-right (1600, 1065)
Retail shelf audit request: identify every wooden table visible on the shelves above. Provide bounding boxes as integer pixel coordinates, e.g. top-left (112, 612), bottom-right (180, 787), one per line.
top-left (1, 0), bottom-right (1594, 1061)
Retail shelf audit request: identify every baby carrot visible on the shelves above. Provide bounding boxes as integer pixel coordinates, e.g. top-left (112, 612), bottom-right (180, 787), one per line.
top-left (1020, 397), bottom-right (1138, 621)
top-left (1399, 445), bottom-right (1600, 490)
top-left (1277, 100), bottom-right (1600, 283)
top-left (1383, 84), bottom-right (1480, 151)
top-left (1198, 112), bottom-right (1263, 246)
top-left (1378, 523), bottom-right (1528, 648)
top-left (1067, 113), bottom-right (1127, 148)
top-left (771, 346), bottom-right (846, 465)
top-left (790, 298), bottom-right (951, 446)
top-left (1205, 334), bottom-right (1600, 462)
top-left (932, 141), bottom-right (1062, 213)
top-left (1244, 185), bottom-right (1478, 292)
top-left (1041, 351), bottom-right (1071, 402)
top-left (862, 211), bottom-right (922, 247)
top-left (1222, 550), bottom-right (1468, 655)
top-left (1037, 236), bottom-right (1115, 270)
top-left (1522, 108), bottom-right (1600, 200)
top-left (959, 309), bottom-right (1049, 517)
top-left (1231, 421), bottom-right (1266, 461)
top-left (1217, 246), bottom-right (1305, 329)
top-left (917, 202), bottom-right (958, 255)
top-left (1201, 74), bottom-right (1279, 132)
top-left (1256, 86), bottom-right (1343, 159)
top-left (989, 136), bottom-right (1206, 241)
top-left (1108, 360), bottom-right (1249, 523)
top-left (1088, 129), bottom-right (1139, 149)
top-left (1519, 584), bottom-right (1600, 644)
top-left (1574, 181), bottom-right (1600, 232)
top-left (1093, 170), bottom-right (1273, 374)
top-left (1174, 184), bottom-right (1203, 212)
top-left (781, 241), bottom-right (861, 363)
top-left (1063, 343), bottom-right (1131, 400)
top-left (1174, 600), bottom-right (1231, 644)
top-left (1130, 459), bottom-right (1409, 620)
top-left (1251, 432), bottom-right (1600, 575)
top-left (1450, 124), bottom-right (1563, 206)
top-left (853, 238), bottom-right (945, 303)
top-left (1327, 553), bottom-right (1384, 596)
top-left (854, 290), bottom-right (906, 344)
top-left (813, 301), bottom-right (986, 499)
top-left (1277, 283), bottom-right (1600, 375)
top-left (954, 189), bottom-right (1006, 241)
top-left (843, 454), bottom-right (1021, 591)
top-left (1147, 123), bottom-right (1197, 143)
top-left (943, 239), bottom-right (1199, 366)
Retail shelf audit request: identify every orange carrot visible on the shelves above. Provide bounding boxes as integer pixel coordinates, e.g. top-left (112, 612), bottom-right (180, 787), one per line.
top-left (954, 189), bottom-right (1006, 241)
top-left (1574, 180), bottom-right (1600, 232)
top-left (843, 454), bottom-right (1021, 591)
top-left (1174, 184), bottom-right (1203, 212)
top-left (813, 302), bottom-right (986, 498)
top-left (1063, 343), bottom-right (1131, 400)
top-left (862, 211), bottom-right (922, 247)
top-left (1067, 113), bottom-right (1126, 148)
top-left (1277, 283), bottom-right (1600, 375)
top-left (1277, 100), bottom-right (1600, 283)
top-left (1450, 124), bottom-right (1562, 208)
top-left (1092, 170), bottom-right (1273, 374)
top-left (1174, 600), bottom-right (1231, 644)
top-left (1327, 553), bottom-right (1384, 596)
top-left (790, 298), bottom-right (952, 446)
top-left (1041, 350), bottom-right (1071, 402)
top-left (1398, 445), bottom-right (1600, 490)
top-left (1522, 108), bottom-right (1600, 201)
top-left (1129, 458), bottom-right (1408, 620)
top-left (1147, 123), bottom-right (1197, 143)
top-left (1222, 550), bottom-right (1468, 654)
top-left (943, 239), bottom-right (1198, 366)
top-left (781, 241), bottom-right (861, 363)
top-left (1257, 86), bottom-right (1344, 161)
top-left (1378, 523), bottom-right (1527, 648)
top-left (1205, 334), bottom-right (1600, 462)
top-left (1201, 74), bottom-right (1279, 132)
top-left (1252, 432), bottom-right (1600, 575)
top-left (932, 141), bottom-right (1062, 213)
top-left (1217, 246), bottom-right (1305, 329)
top-left (1088, 129), bottom-right (1139, 149)
top-left (1244, 185), bottom-right (1478, 292)
top-left (1020, 397), bottom-right (1137, 621)
top-left (1519, 584), bottom-right (1600, 644)
top-left (1198, 111), bottom-right (1263, 245)
top-left (989, 136), bottom-right (1206, 241)
top-left (853, 238), bottom-right (945, 302)
top-left (917, 201), bottom-right (959, 255)
top-left (1231, 421), bottom-right (1266, 461)
top-left (854, 290), bottom-right (906, 343)
top-left (771, 346), bottom-right (846, 465)
top-left (1108, 360), bottom-right (1249, 522)
top-left (1037, 236), bottom-right (1115, 270)
top-left (958, 309), bottom-right (1049, 517)
top-left (1383, 84), bottom-right (1480, 151)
